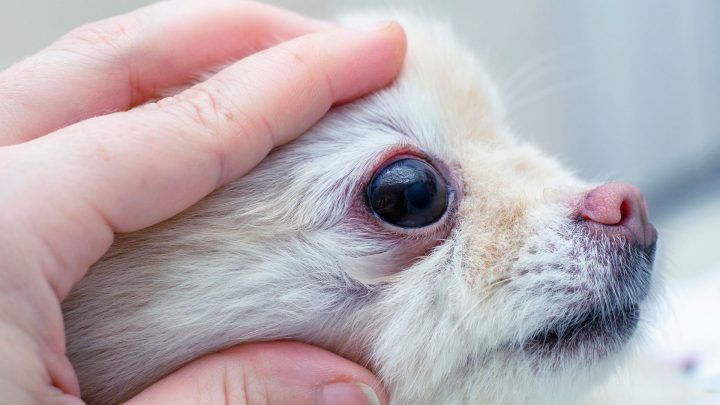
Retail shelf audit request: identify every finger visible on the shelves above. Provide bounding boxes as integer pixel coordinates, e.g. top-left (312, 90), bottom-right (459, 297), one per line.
top-left (126, 342), bottom-right (387, 405)
top-left (0, 0), bottom-right (331, 146)
top-left (2, 22), bottom-right (406, 300)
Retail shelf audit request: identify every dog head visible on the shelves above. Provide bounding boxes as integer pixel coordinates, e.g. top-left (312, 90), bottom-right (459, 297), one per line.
top-left (64, 14), bottom-right (658, 404)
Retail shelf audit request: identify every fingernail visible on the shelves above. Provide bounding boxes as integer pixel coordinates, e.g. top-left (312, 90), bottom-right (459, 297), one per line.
top-left (316, 382), bottom-right (382, 405)
top-left (353, 21), bottom-right (394, 32)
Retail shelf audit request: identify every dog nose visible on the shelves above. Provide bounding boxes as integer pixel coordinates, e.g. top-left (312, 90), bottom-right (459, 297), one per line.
top-left (580, 183), bottom-right (657, 247)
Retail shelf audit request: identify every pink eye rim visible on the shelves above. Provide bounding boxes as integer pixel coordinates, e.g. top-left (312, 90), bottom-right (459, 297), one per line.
top-left (350, 145), bottom-right (461, 238)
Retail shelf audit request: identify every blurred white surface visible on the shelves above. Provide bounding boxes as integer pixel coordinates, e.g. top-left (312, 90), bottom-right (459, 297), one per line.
top-left (653, 268), bottom-right (720, 392)
top-left (590, 267), bottom-right (720, 404)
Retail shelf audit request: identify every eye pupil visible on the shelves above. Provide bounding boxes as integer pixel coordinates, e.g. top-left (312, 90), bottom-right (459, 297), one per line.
top-left (367, 158), bottom-right (449, 228)
top-left (407, 181), bottom-right (434, 208)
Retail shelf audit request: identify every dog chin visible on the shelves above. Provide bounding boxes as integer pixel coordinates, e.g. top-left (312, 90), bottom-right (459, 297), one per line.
top-left (522, 303), bottom-right (640, 360)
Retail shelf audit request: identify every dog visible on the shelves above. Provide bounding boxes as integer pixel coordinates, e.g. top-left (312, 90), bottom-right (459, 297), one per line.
top-left (63, 13), bottom-right (658, 404)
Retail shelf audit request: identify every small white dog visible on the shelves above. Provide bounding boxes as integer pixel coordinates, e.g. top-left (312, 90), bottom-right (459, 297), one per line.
top-left (63, 14), bottom-right (658, 404)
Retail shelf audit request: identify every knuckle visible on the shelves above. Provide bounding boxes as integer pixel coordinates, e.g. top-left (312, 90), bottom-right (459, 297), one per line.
top-left (166, 83), bottom-right (257, 143)
top-left (271, 44), bottom-right (336, 101)
top-left (220, 360), bottom-right (269, 405)
top-left (56, 15), bottom-right (139, 53)
top-left (173, 86), bottom-right (226, 131)
top-left (154, 81), bottom-right (274, 186)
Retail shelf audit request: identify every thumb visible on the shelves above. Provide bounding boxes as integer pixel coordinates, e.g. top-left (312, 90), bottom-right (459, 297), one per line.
top-left (124, 341), bottom-right (386, 405)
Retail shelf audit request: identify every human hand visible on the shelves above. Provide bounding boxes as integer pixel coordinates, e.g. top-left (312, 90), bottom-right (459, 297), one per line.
top-left (0, 1), bottom-right (406, 403)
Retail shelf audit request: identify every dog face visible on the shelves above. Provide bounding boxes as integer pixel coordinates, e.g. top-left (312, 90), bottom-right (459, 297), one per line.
top-left (63, 15), bottom-right (657, 404)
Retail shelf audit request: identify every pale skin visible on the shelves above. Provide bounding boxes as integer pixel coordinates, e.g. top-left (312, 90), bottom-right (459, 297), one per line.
top-left (0, 1), bottom-right (406, 404)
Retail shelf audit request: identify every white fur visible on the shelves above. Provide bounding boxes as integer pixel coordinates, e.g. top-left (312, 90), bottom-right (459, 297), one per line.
top-left (62, 14), bottom-right (657, 404)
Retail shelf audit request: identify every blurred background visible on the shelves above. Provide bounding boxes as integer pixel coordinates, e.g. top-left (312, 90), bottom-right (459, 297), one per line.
top-left (1, 0), bottom-right (718, 401)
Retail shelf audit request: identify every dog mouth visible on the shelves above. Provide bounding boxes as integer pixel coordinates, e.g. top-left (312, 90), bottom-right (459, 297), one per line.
top-left (522, 303), bottom-right (641, 357)
top-left (518, 228), bottom-right (656, 360)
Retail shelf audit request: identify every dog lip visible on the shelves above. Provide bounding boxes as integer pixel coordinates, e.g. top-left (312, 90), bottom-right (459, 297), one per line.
top-left (522, 303), bottom-right (641, 356)
top-left (579, 218), bottom-right (659, 255)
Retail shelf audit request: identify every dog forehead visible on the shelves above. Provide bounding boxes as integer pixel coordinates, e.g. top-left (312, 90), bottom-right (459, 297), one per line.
top-left (339, 13), bottom-right (506, 148)
top-left (396, 16), bottom-right (507, 147)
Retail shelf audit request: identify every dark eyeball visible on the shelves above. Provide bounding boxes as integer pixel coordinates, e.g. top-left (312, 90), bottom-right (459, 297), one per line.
top-left (367, 158), bottom-right (449, 228)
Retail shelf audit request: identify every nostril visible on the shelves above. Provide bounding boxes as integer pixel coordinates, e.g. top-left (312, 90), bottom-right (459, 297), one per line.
top-left (619, 200), bottom-right (632, 226)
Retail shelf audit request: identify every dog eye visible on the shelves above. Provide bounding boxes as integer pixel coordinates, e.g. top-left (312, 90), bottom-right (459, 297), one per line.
top-left (367, 158), bottom-right (449, 228)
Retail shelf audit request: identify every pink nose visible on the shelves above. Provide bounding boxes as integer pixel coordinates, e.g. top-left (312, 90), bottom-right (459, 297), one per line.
top-left (580, 183), bottom-right (657, 247)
